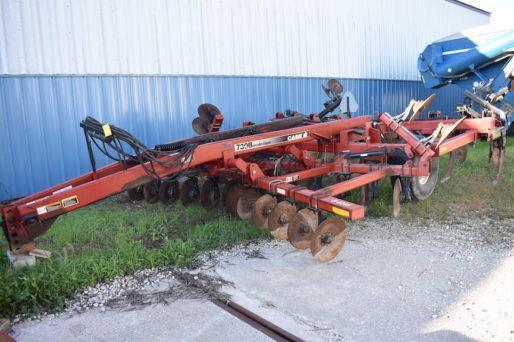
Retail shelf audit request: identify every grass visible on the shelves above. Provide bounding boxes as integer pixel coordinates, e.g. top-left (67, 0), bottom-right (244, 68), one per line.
top-left (0, 138), bottom-right (512, 319)
top-left (0, 199), bottom-right (269, 318)
top-left (359, 138), bottom-right (514, 220)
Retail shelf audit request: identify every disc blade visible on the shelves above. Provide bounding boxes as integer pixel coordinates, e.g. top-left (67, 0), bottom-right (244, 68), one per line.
top-left (222, 180), bottom-right (239, 207)
top-left (236, 188), bottom-right (261, 220)
top-left (225, 183), bottom-right (245, 217)
top-left (127, 186), bottom-right (144, 201)
top-left (143, 181), bottom-right (159, 204)
top-left (198, 103), bottom-right (221, 121)
top-left (287, 208), bottom-right (318, 249)
top-left (268, 201), bottom-right (296, 240)
top-left (179, 177), bottom-right (199, 205)
top-left (200, 178), bottom-right (220, 209)
top-left (159, 181), bottom-right (179, 204)
top-left (310, 218), bottom-right (347, 262)
top-left (251, 194), bottom-right (277, 227)
top-left (192, 117), bottom-right (210, 135)
top-left (327, 79), bottom-right (344, 95)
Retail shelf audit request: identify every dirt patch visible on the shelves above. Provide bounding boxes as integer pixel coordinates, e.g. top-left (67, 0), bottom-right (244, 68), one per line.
top-left (141, 236), bottom-right (165, 249)
top-left (104, 270), bottom-right (232, 311)
top-left (243, 249), bottom-right (268, 260)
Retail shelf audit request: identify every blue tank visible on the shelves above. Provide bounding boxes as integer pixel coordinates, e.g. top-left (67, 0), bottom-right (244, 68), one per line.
top-left (418, 26), bottom-right (514, 119)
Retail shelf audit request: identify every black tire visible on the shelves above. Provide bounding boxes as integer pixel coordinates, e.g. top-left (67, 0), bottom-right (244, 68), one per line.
top-left (411, 157), bottom-right (439, 200)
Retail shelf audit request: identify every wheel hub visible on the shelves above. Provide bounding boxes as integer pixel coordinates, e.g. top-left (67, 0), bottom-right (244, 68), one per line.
top-left (299, 223), bottom-right (310, 234)
top-left (417, 173), bottom-right (430, 185)
top-left (268, 201), bottom-right (296, 240)
top-left (320, 233), bottom-right (332, 245)
top-left (310, 217), bottom-right (347, 262)
top-left (287, 208), bottom-right (318, 250)
top-left (278, 213), bottom-right (289, 225)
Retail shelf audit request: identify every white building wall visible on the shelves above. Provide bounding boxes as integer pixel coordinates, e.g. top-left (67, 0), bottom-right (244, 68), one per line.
top-left (0, 0), bottom-right (489, 79)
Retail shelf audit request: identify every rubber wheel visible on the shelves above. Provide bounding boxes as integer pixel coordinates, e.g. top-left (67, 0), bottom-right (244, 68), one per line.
top-left (411, 157), bottom-right (439, 200)
top-left (159, 181), bottom-right (179, 204)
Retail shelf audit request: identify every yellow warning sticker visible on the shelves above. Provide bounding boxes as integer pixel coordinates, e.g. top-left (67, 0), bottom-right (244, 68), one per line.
top-left (102, 124), bottom-right (112, 137)
top-left (61, 195), bottom-right (79, 208)
top-left (440, 146), bottom-right (448, 153)
top-left (332, 207), bottom-right (350, 217)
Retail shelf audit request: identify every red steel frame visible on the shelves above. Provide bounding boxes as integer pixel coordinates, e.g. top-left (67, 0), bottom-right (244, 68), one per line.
top-left (1, 112), bottom-right (501, 253)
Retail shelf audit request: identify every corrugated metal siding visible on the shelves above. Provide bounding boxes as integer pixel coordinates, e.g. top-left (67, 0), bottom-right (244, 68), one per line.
top-left (0, 75), bottom-right (463, 200)
top-left (0, 0), bottom-right (488, 80)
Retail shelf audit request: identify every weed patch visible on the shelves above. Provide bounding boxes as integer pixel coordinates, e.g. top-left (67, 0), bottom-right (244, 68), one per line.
top-left (363, 139), bottom-right (514, 220)
top-left (0, 201), bottom-right (268, 318)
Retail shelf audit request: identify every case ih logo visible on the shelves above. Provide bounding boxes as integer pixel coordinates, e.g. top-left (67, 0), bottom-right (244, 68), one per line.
top-left (287, 132), bottom-right (308, 141)
top-left (235, 131), bottom-right (309, 152)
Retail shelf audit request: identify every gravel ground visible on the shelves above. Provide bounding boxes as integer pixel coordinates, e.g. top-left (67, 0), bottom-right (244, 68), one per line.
top-left (11, 215), bottom-right (514, 341)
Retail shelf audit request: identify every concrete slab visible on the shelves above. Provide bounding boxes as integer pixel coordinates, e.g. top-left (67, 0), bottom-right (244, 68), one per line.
top-left (205, 218), bottom-right (514, 341)
top-left (12, 299), bottom-right (271, 342)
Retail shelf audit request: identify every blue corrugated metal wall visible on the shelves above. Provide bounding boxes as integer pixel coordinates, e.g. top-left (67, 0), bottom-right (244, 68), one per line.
top-left (0, 75), bottom-right (463, 200)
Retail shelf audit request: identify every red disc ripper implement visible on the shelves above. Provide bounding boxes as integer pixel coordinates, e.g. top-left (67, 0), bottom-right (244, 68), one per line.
top-left (1, 80), bottom-right (508, 262)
